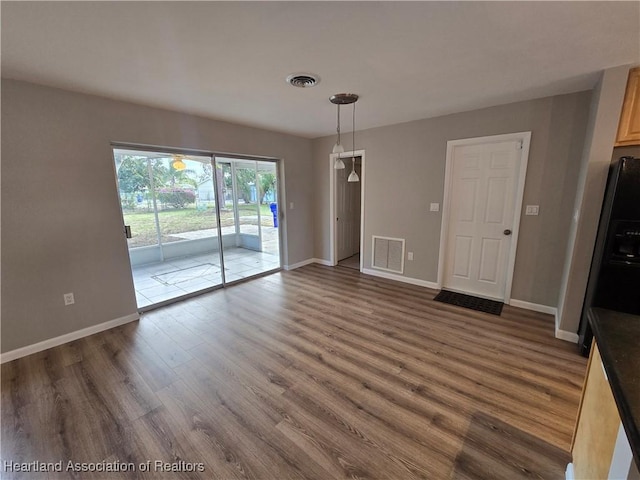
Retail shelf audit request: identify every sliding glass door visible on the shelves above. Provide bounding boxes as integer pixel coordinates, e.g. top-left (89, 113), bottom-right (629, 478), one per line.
top-left (217, 157), bottom-right (281, 282)
top-left (113, 148), bottom-right (281, 309)
top-left (114, 148), bottom-right (223, 308)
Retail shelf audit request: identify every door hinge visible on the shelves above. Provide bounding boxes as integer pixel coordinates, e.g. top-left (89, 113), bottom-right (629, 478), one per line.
top-left (517, 140), bottom-right (523, 150)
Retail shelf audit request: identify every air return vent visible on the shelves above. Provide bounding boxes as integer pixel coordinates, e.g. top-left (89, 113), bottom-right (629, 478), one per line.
top-left (372, 236), bottom-right (405, 274)
top-left (286, 73), bottom-right (320, 88)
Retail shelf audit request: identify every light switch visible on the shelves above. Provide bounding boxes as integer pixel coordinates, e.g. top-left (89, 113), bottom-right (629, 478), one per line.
top-left (407, 252), bottom-right (414, 261)
top-left (430, 203), bottom-right (440, 212)
top-left (290, 202), bottom-right (294, 210)
top-left (525, 205), bottom-right (539, 216)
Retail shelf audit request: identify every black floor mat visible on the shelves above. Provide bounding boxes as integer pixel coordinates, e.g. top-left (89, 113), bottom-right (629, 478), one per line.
top-left (434, 290), bottom-right (503, 315)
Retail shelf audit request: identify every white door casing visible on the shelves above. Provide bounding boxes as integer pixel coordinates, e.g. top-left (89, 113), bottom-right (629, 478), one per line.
top-left (336, 160), bottom-right (361, 261)
top-left (329, 150), bottom-right (366, 269)
top-left (352, 161), bottom-right (362, 255)
top-left (438, 132), bottom-right (531, 302)
top-left (336, 165), bottom-right (350, 261)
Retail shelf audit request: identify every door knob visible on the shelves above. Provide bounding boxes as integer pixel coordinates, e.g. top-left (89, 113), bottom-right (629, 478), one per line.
top-left (503, 229), bottom-right (512, 236)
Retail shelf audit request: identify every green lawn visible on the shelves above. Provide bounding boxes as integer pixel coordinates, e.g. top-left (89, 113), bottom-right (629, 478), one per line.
top-left (123, 203), bottom-right (276, 248)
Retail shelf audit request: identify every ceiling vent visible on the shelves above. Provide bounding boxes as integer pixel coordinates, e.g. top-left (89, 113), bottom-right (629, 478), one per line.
top-left (286, 73), bottom-right (320, 88)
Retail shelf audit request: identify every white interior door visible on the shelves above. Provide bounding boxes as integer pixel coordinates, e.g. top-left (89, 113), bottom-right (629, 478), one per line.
top-left (443, 140), bottom-right (521, 300)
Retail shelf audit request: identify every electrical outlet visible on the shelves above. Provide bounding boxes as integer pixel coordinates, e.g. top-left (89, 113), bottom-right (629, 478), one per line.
top-left (430, 203), bottom-right (440, 212)
top-left (407, 252), bottom-right (414, 261)
top-left (525, 205), bottom-right (539, 216)
top-left (63, 293), bottom-right (75, 306)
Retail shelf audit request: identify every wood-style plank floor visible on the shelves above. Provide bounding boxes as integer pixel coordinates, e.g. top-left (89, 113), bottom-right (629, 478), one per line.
top-left (1, 265), bottom-right (587, 479)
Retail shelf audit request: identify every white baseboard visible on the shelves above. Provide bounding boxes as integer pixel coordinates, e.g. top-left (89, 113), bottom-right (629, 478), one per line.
top-left (508, 299), bottom-right (577, 343)
top-left (362, 268), bottom-right (439, 289)
top-left (555, 328), bottom-right (579, 343)
top-left (565, 462), bottom-right (574, 480)
top-left (0, 313), bottom-right (140, 364)
top-left (284, 258), bottom-right (335, 270)
top-left (283, 258), bottom-right (316, 270)
top-left (509, 299), bottom-right (557, 316)
top-left (313, 258), bottom-right (333, 267)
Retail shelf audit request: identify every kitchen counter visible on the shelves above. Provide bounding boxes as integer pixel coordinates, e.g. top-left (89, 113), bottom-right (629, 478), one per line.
top-left (589, 307), bottom-right (640, 469)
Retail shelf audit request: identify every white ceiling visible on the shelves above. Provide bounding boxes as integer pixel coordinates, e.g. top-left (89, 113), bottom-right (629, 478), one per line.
top-left (2, 2), bottom-right (639, 138)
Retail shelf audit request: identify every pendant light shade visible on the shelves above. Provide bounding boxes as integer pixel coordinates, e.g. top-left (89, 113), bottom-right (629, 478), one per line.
top-left (348, 164), bottom-right (359, 183)
top-left (172, 155), bottom-right (187, 171)
top-left (334, 156), bottom-right (346, 169)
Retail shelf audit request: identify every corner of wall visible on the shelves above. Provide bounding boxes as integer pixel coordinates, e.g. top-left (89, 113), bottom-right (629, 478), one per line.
top-left (556, 64), bottom-right (631, 335)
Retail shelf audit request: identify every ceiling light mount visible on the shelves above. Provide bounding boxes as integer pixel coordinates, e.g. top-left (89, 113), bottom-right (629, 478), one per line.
top-left (330, 93), bottom-right (359, 105)
top-left (286, 73), bottom-right (320, 88)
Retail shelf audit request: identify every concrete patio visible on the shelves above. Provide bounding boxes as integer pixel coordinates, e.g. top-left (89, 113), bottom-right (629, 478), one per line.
top-left (132, 247), bottom-right (281, 308)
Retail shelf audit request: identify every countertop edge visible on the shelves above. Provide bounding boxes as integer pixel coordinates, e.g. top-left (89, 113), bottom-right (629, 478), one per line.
top-left (589, 307), bottom-right (640, 470)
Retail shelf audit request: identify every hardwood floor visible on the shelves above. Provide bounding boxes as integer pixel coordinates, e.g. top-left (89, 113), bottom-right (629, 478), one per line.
top-left (337, 254), bottom-right (360, 271)
top-left (1, 265), bottom-right (587, 479)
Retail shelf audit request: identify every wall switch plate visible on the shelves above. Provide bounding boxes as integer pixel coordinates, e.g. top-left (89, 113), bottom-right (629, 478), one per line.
top-left (290, 202), bottom-right (294, 210)
top-left (63, 293), bottom-right (75, 306)
top-left (430, 203), bottom-right (440, 212)
top-left (525, 205), bottom-right (539, 216)
top-left (407, 252), bottom-right (414, 261)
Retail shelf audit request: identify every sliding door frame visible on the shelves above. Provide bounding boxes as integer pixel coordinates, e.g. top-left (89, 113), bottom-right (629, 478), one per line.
top-left (112, 142), bottom-right (284, 310)
top-left (212, 154), bottom-right (284, 285)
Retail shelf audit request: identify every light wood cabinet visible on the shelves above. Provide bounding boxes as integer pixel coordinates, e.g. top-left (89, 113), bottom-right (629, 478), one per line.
top-left (571, 342), bottom-right (621, 479)
top-left (616, 67), bottom-right (640, 147)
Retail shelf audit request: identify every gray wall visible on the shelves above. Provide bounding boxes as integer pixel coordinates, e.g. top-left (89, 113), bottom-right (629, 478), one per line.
top-left (556, 66), bottom-right (631, 334)
top-left (1, 79), bottom-right (314, 353)
top-left (313, 91), bottom-right (592, 307)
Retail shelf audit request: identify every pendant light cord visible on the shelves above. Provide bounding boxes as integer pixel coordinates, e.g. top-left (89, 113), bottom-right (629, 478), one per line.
top-left (336, 104), bottom-right (341, 146)
top-left (352, 102), bottom-right (356, 171)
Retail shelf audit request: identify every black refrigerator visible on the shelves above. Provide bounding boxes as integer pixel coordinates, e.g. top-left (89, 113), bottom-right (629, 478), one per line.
top-left (578, 156), bottom-right (640, 356)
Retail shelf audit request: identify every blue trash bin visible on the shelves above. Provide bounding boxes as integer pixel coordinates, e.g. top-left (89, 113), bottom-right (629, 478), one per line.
top-left (269, 203), bottom-right (278, 227)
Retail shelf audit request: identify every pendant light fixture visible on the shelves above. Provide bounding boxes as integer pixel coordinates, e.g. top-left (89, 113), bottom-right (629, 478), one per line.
top-left (347, 98), bottom-right (359, 183)
top-left (330, 93), bottom-right (358, 170)
top-left (171, 154), bottom-right (187, 171)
